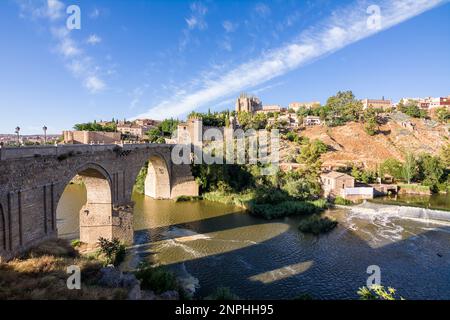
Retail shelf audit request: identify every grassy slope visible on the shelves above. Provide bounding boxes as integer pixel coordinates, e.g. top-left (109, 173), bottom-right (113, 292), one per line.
top-left (0, 239), bottom-right (128, 300)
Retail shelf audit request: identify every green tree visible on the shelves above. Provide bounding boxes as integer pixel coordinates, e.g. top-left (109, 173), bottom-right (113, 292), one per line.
top-left (324, 91), bottom-right (363, 126)
top-left (435, 107), bottom-right (450, 123)
top-left (363, 108), bottom-right (380, 136)
top-left (440, 143), bottom-right (450, 168)
top-left (417, 153), bottom-right (444, 192)
top-left (398, 100), bottom-right (427, 118)
top-left (401, 152), bottom-right (417, 184)
top-left (380, 158), bottom-right (403, 181)
top-left (297, 139), bottom-right (328, 165)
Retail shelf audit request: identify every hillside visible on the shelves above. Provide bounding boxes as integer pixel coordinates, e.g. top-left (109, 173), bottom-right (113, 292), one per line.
top-left (281, 113), bottom-right (449, 169)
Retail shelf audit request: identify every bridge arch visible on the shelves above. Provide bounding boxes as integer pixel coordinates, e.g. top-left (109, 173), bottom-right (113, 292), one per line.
top-left (56, 163), bottom-right (114, 244)
top-left (144, 154), bottom-right (171, 199)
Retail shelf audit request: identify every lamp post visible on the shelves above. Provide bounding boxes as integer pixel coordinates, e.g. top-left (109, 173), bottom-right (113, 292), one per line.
top-left (43, 125), bottom-right (47, 145)
top-left (14, 126), bottom-right (20, 146)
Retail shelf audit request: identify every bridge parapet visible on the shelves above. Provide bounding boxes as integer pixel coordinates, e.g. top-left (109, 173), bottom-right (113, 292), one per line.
top-left (0, 143), bottom-right (170, 161)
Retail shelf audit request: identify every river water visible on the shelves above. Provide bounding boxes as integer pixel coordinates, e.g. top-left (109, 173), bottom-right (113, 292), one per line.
top-left (57, 184), bottom-right (450, 300)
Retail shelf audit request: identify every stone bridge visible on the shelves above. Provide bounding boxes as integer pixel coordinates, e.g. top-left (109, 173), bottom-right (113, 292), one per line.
top-left (0, 144), bottom-right (198, 261)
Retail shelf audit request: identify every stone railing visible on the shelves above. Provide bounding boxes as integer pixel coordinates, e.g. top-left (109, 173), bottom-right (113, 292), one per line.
top-left (0, 142), bottom-right (170, 161)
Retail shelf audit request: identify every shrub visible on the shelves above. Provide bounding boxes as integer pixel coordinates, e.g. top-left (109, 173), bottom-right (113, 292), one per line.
top-left (97, 237), bottom-right (126, 266)
top-left (298, 215), bottom-right (337, 235)
top-left (175, 195), bottom-right (202, 202)
top-left (205, 287), bottom-right (239, 300)
top-left (250, 200), bottom-right (326, 220)
top-left (71, 239), bottom-right (82, 248)
top-left (357, 285), bottom-right (404, 300)
top-left (334, 196), bottom-right (352, 205)
top-left (135, 265), bottom-right (178, 294)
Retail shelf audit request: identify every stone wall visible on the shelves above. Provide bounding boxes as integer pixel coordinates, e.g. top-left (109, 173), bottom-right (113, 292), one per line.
top-left (63, 131), bottom-right (121, 144)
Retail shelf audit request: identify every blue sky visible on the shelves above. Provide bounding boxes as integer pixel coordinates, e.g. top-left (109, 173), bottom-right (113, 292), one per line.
top-left (0, 0), bottom-right (449, 134)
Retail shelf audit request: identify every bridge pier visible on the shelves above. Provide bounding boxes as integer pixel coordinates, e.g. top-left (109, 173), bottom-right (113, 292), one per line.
top-left (79, 202), bottom-right (133, 245)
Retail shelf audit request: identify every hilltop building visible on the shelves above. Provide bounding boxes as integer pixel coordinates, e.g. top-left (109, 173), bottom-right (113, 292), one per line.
top-left (117, 123), bottom-right (148, 138)
top-left (257, 105), bottom-right (286, 114)
top-left (176, 117), bottom-right (203, 145)
top-left (361, 98), bottom-right (392, 110)
top-left (303, 116), bottom-right (321, 126)
top-left (400, 96), bottom-right (450, 111)
top-left (235, 93), bottom-right (262, 113)
top-left (63, 131), bottom-right (121, 144)
top-left (288, 101), bottom-right (320, 112)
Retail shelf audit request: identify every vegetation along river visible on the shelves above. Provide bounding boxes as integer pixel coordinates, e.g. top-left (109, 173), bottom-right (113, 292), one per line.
top-left (57, 184), bottom-right (450, 299)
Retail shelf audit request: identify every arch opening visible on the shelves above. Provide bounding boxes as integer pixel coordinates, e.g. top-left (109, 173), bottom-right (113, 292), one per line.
top-left (144, 155), bottom-right (171, 199)
top-left (56, 166), bottom-right (113, 244)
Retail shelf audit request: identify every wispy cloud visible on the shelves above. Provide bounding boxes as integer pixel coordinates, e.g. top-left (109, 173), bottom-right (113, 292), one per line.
top-left (185, 2), bottom-right (208, 30)
top-left (180, 2), bottom-right (208, 50)
top-left (254, 3), bottom-right (271, 18)
top-left (17, 0), bottom-right (108, 93)
top-left (89, 8), bottom-right (100, 19)
top-left (129, 85), bottom-right (149, 110)
top-left (17, 0), bottom-right (64, 20)
top-left (222, 20), bottom-right (238, 33)
top-left (135, 0), bottom-right (445, 120)
top-left (86, 34), bottom-right (102, 45)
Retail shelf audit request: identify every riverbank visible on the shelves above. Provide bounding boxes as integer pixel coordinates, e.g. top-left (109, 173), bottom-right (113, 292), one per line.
top-left (202, 190), bottom-right (328, 219)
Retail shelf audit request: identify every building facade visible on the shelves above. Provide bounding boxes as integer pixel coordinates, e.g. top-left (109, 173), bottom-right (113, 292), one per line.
top-left (303, 116), bottom-right (321, 126)
top-left (117, 124), bottom-right (149, 138)
top-left (288, 101), bottom-right (320, 112)
top-left (320, 171), bottom-right (355, 197)
top-left (361, 98), bottom-right (392, 110)
top-left (257, 105), bottom-right (286, 114)
top-left (235, 93), bottom-right (262, 113)
top-left (63, 131), bottom-right (121, 144)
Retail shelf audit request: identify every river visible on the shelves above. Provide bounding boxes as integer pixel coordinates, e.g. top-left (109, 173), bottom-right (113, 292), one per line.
top-left (57, 184), bottom-right (450, 300)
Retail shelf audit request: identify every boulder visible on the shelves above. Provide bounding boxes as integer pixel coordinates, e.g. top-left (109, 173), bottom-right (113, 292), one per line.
top-left (98, 266), bottom-right (122, 288)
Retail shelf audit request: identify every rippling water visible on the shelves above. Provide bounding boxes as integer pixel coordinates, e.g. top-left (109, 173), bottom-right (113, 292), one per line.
top-left (57, 184), bottom-right (450, 300)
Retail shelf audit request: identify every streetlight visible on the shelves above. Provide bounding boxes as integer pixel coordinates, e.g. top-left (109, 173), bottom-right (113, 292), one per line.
top-left (42, 125), bottom-right (48, 145)
top-left (14, 126), bottom-right (20, 146)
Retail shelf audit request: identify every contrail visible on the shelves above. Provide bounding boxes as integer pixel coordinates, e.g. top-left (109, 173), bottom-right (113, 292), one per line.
top-left (134, 0), bottom-right (447, 120)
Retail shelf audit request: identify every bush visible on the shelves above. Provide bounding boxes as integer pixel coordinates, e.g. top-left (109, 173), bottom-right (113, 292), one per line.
top-left (133, 162), bottom-right (148, 194)
top-left (98, 238), bottom-right (126, 266)
top-left (357, 285), bottom-right (404, 300)
top-left (334, 196), bottom-right (353, 205)
top-left (298, 215), bottom-right (337, 235)
top-left (71, 239), bottom-right (82, 248)
top-left (135, 265), bottom-right (178, 294)
top-left (205, 287), bottom-right (239, 300)
top-left (175, 195), bottom-right (202, 202)
top-left (250, 200), bottom-right (327, 220)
